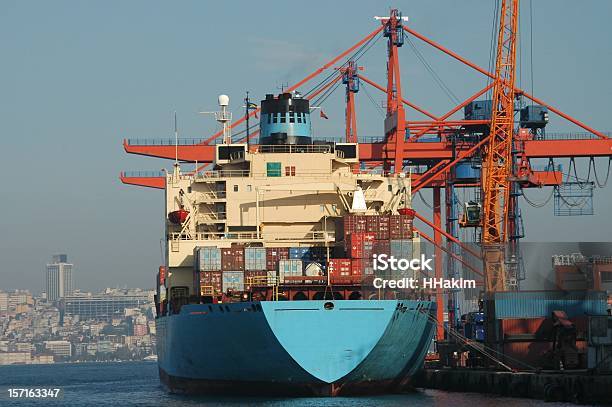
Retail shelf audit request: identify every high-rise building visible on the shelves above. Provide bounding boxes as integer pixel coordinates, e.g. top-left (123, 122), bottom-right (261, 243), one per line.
top-left (46, 254), bottom-right (73, 302)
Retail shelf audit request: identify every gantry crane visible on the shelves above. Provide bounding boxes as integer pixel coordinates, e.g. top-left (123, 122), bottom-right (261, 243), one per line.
top-left (120, 6), bottom-right (612, 340)
top-left (481, 0), bottom-right (519, 292)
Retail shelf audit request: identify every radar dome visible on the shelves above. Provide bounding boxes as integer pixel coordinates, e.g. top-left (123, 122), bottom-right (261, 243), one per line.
top-left (218, 94), bottom-right (230, 107)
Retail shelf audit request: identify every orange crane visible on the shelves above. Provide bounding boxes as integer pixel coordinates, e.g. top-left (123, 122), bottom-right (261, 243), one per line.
top-left (481, 0), bottom-right (519, 292)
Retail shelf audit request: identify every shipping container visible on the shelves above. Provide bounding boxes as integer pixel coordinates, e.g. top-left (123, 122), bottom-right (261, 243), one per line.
top-left (245, 247), bottom-right (267, 271)
top-left (346, 232), bottom-right (375, 259)
top-left (194, 246), bottom-right (222, 271)
top-left (341, 214), bottom-right (368, 241)
top-left (373, 240), bottom-right (390, 256)
top-left (390, 239), bottom-right (413, 259)
top-left (486, 290), bottom-right (608, 319)
top-left (289, 247), bottom-right (326, 262)
top-left (266, 247), bottom-right (289, 271)
top-left (221, 247), bottom-right (244, 271)
top-left (278, 259), bottom-right (303, 283)
top-left (199, 271), bottom-right (223, 295)
top-left (351, 258), bottom-right (373, 275)
top-left (328, 258), bottom-right (358, 284)
top-left (502, 340), bottom-right (587, 370)
top-left (389, 215), bottom-right (414, 239)
top-left (366, 215), bottom-right (390, 240)
top-left (222, 271), bottom-right (244, 292)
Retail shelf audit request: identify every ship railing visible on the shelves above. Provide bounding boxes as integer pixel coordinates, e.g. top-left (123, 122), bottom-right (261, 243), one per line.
top-left (193, 170), bottom-right (250, 179)
top-left (258, 144), bottom-right (332, 154)
top-left (196, 191), bottom-right (227, 200)
top-left (245, 275), bottom-right (279, 287)
top-left (264, 231), bottom-right (335, 242)
top-left (126, 138), bottom-right (207, 146)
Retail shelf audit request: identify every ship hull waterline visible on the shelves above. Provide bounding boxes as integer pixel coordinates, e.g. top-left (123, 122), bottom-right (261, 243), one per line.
top-left (156, 299), bottom-right (436, 396)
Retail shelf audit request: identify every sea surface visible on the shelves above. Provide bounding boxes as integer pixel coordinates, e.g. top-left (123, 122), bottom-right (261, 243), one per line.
top-left (0, 361), bottom-right (573, 406)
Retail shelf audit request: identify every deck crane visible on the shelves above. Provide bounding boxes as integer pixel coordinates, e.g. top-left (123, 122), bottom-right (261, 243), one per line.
top-left (481, 0), bottom-right (519, 292)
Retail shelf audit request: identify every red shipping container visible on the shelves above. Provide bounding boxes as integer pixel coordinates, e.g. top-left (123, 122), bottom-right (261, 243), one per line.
top-left (389, 215), bottom-right (414, 239)
top-left (328, 259), bottom-right (353, 284)
top-left (200, 271), bottom-right (222, 295)
top-left (342, 214), bottom-right (368, 241)
top-left (159, 266), bottom-right (166, 285)
top-left (221, 247), bottom-right (244, 271)
top-left (346, 232), bottom-right (376, 258)
top-left (266, 247), bottom-right (289, 271)
top-left (366, 215), bottom-right (390, 240)
top-left (351, 258), bottom-right (373, 276)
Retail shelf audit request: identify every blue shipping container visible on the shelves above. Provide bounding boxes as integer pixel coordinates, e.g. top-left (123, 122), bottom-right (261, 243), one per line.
top-left (488, 290), bottom-right (608, 319)
top-left (195, 246), bottom-right (222, 271)
top-left (222, 271), bottom-right (244, 292)
top-left (245, 247), bottom-right (267, 271)
top-left (289, 247), bottom-right (312, 261)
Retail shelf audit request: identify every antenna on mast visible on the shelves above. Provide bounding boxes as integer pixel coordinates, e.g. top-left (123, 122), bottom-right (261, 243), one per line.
top-left (174, 111), bottom-right (179, 166)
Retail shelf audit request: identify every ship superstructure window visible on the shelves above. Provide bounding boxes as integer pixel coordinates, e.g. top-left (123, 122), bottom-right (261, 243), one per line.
top-left (246, 185), bottom-right (252, 192)
top-left (267, 162), bottom-right (282, 177)
top-left (297, 114), bottom-right (302, 123)
top-left (285, 166), bottom-right (296, 176)
top-left (267, 114), bottom-right (272, 124)
top-left (280, 114), bottom-right (286, 123)
top-left (233, 185), bottom-right (239, 192)
top-left (273, 114), bottom-right (278, 124)
top-left (388, 185), bottom-right (393, 191)
top-left (289, 112), bottom-right (295, 123)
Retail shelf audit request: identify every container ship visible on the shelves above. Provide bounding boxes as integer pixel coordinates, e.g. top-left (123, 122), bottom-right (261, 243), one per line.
top-left (154, 92), bottom-right (436, 396)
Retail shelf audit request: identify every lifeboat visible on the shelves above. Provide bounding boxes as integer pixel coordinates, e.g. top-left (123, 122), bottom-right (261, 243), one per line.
top-left (168, 208), bottom-right (189, 224)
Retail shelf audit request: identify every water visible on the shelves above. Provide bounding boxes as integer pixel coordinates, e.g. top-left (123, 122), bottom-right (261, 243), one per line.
top-left (0, 361), bottom-right (570, 406)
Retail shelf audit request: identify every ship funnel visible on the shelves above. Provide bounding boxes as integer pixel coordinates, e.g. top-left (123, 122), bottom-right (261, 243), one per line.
top-left (351, 186), bottom-right (367, 213)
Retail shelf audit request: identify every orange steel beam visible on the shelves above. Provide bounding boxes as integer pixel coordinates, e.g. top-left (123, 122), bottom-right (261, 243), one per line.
top-left (200, 26), bottom-right (384, 145)
top-left (403, 26), bottom-right (609, 140)
top-left (433, 188), bottom-right (445, 341)
top-left (358, 74), bottom-right (440, 120)
top-left (124, 137), bottom-right (612, 163)
top-left (416, 227), bottom-right (484, 278)
top-left (413, 210), bottom-right (482, 260)
top-left (120, 172), bottom-right (165, 189)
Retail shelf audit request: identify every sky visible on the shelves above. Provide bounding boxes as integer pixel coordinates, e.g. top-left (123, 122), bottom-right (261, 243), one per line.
top-left (1, 1), bottom-right (611, 293)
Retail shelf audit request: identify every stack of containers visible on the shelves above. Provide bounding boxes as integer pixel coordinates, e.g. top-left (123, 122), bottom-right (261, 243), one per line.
top-left (194, 247), bottom-right (223, 295)
top-left (266, 247), bottom-right (289, 271)
top-left (245, 247), bottom-right (268, 284)
top-left (278, 259), bottom-right (303, 283)
top-left (341, 214), bottom-right (367, 241)
top-left (346, 232), bottom-right (375, 278)
top-left (328, 259), bottom-right (353, 284)
top-left (484, 290), bottom-right (608, 369)
top-left (366, 215), bottom-right (390, 240)
top-left (221, 246), bottom-right (244, 293)
top-left (390, 239), bottom-right (415, 279)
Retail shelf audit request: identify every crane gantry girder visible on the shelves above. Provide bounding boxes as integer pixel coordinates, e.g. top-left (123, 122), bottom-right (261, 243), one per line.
top-left (123, 137), bottom-right (612, 162)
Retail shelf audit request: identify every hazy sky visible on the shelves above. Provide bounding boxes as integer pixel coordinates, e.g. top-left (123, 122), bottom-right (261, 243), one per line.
top-left (1, 1), bottom-right (611, 293)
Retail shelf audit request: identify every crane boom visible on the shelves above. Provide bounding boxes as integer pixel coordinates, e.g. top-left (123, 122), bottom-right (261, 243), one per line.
top-left (481, 0), bottom-right (520, 292)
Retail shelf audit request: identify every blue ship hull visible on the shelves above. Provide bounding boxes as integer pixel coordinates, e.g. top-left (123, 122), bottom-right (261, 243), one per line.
top-left (156, 299), bottom-right (436, 396)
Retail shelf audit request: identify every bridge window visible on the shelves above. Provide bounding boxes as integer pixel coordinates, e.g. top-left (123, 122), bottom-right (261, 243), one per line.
top-left (289, 112), bottom-right (295, 123)
top-left (273, 114), bottom-right (278, 124)
top-left (297, 114), bottom-right (302, 123)
top-left (280, 114), bottom-right (286, 124)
